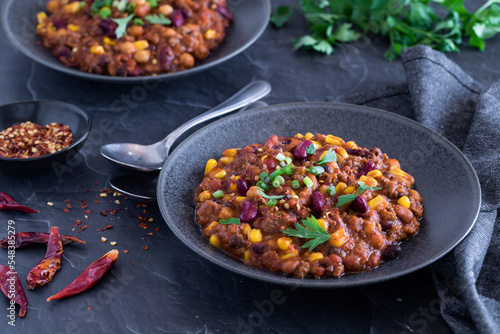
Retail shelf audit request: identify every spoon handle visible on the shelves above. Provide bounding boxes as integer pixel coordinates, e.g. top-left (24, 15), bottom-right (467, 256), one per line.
top-left (162, 80), bottom-right (271, 150)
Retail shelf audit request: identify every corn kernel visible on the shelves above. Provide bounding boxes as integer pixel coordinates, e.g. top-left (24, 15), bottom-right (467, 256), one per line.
top-left (325, 135), bottom-right (344, 146)
top-left (205, 159), bottom-right (217, 175)
top-left (214, 170), bottom-right (227, 179)
top-left (204, 29), bottom-right (217, 39)
top-left (319, 150), bottom-right (328, 160)
top-left (67, 24), bottom-right (79, 31)
top-left (249, 229), bottom-right (262, 243)
top-left (223, 148), bottom-right (238, 157)
top-left (367, 170), bottom-right (382, 178)
top-left (63, 1), bottom-right (81, 13)
top-left (309, 252), bottom-right (324, 262)
top-left (133, 40), bottom-right (149, 50)
top-left (334, 147), bottom-right (349, 159)
top-left (103, 36), bottom-right (116, 45)
top-left (344, 141), bottom-right (358, 149)
top-left (209, 235), bottom-right (221, 248)
top-left (205, 221), bottom-right (219, 231)
top-left (90, 45), bottom-right (105, 54)
top-left (390, 166), bottom-right (409, 178)
top-left (260, 155), bottom-right (268, 164)
top-left (244, 250), bottom-right (251, 261)
top-left (229, 183), bottom-right (237, 191)
top-left (335, 182), bottom-right (347, 193)
top-left (37, 12), bottom-right (47, 24)
top-left (344, 186), bottom-right (356, 194)
top-left (329, 228), bottom-right (346, 247)
top-left (311, 140), bottom-right (322, 149)
top-left (359, 175), bottom-right (378, 187)
top-left (220, 156), bottom-right (234, 164)
top-left (397, 196), bottom-right (411, 208)
top-left (242, 223), bottom-right (251, 236)
top-left (280, 249), bottom-right (298, 260)
top-left (277, 237), bottom-right (292, 251)
top-left (198, 190), bottom-right (211, 202)
top-left (368, 195), bottom-right (386, 208)
top-left (316, 219), bottom-right (328, 231)
top-left (236, 196), bottom-right (247, 203)
top-left (295, 133), bottom-right (304, 139)
top-left (304, 132), bottom-right (314, 140)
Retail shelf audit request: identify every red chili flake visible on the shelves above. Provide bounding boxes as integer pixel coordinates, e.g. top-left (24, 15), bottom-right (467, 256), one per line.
top-left (147, 233), bottom-right (153, 236)
top-left (0, 191), bottom-right (38, 213)
top-left (64, 208), bottom-right (70, 213)
top-left (80, 200), bottom-right (88, 209)
top-left (137, 203), bottom-right (148, 208)
top-left (142, 245), bottom-right (148, 250)
top-left (130, 262), bottom-right (135, 265)
top-left (83, 190), bottom-right (90, 193)
top-left (66, 204), bottom-right (72, 209)
top-left (154, 227), bottom-right (160, 232)
top-left (97, 224), bottom-right (113, 232)
top-left (64, 199), bottom-right (70, 203)
top-left (99, 211), bottom-right (108, 217)
top-left (123, 250), bottom-right (128, 254)
top-left (95, 200), bottom-right (99, 204)
top-left (96, 182), bottom-right (99, 185)
top-left (77, 225), bottom-right (87, 233)
top-left (110, 208), bottom-right (119, 216)
top-left (123, 196), bottom-right (128, 200)
top-left (74, 220), bottom-right (82, 227)
top-left (85, 209), bottom-right (91, 214)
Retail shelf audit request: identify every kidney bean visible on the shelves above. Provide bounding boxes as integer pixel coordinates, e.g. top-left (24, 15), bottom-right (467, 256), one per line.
top-left (394, 205), bottom-right (414, 224)
top-left (99, 19), bottom-right (117, 38)
top-left (52, 18), bottom-right (67, 30)
top-left (171, 10), bottom-right (184, 27)
top-left (262, 156), bottom-right (277, 171)
top-left (281, 137), bottom-right (291, 145)
top-left (380, 220), bottom-right (394, 231)
top-left (311, 191), bottom-right (325, 212)
top-left (53, 46), bottom-right (72, 58)
top-left (252, 243), bottom-right (267, 254)
top-left (345, 149), bottom-right (373, 158)
top-left (323, 164), bottom-right (332, 173)
top-left (237, 178), bottom-right (249, 196)
top-left (263, 135), bottom-right (278, 147)
top-left (357, 161), bottom-right (376, 177)
top-left (216, 4), bottom-right (233, 21)
top-left (352, 196), bottom-right (369, 214)
top-left (240, 201), bottom-right (258, 222)
top-left (293, 140), bottom-right (313, 160)
top-left (159, 45), bottom-right (174, 71)
top-left (383, 244), bottom-right (402, 260)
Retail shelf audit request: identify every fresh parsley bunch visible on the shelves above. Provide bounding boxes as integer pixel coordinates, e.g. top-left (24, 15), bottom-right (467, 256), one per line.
top-left (270, 0), bottom-right (500, 60)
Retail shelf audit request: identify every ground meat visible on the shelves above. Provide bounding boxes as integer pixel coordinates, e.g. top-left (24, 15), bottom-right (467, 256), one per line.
top-left (195, 132), bottom-right (423, 278)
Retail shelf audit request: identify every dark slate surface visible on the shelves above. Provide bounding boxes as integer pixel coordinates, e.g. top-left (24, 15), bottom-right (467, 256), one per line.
top-left (0, 0), bottom-right (499, 332)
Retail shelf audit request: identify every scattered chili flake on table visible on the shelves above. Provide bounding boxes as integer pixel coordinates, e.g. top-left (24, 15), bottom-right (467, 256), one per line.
top-left (0, 265), bottom-right (27, 317)
top-left (0, 232), bottom-right (85, 249)
top-left (142, 245), bottom-right (148, 251)
top-left (0, 191), bottom-right (38, 213)
top-left (0, 121), bottom-right (73, 158)
top-left (123, 250), bottom-right (128, 254)
top-left (46, 249), bottom-right (119, 302)
top-left (26, 226), bottom-right (63, 289)
top-left (97, 224), bottom-right (113, 232)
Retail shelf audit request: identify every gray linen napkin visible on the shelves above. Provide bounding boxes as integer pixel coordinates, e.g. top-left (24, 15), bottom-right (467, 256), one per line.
top-left (331, 45), bottom-right (500, 333)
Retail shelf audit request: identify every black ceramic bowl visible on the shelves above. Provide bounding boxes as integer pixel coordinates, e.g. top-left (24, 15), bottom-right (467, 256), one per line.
top-left (0, 100), bottom-right (91, 174)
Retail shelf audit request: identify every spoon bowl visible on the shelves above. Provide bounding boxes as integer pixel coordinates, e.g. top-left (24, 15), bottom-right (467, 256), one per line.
top-left (100, 81), bottom-right (271, 171)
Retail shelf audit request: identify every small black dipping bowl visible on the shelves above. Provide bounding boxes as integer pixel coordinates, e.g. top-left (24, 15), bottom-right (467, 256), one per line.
top-left (0, 100), bottom-right (91, 174)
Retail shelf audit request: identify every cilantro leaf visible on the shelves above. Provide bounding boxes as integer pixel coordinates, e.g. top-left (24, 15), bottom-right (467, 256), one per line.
top-left (312, 39), bottom-right (334, 54)
top-left (271, 6), bottom-right (293, 27)
top-left (112, 15), bottom-right (135, 39)
top-left (145, 14), bottom-right (172, 25)
top-left (256, 187), bottom-right (285, 200)
top-left (281, 216), bottom-right (330, 251)
top-left (331, 23), bottom-right (361, 42)
top-left (317, 148), bottom-right (337, 165)
top-left (220, 217), bottom-right (240, 225)
top-left (335, 194), bottom-right (358, 207)
top-left (305, 144), bottom-right (316, 154)
top-left (357, 181), bottom-right (382, 195)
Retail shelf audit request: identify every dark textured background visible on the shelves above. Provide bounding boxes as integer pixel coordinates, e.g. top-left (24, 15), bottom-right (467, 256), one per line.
top-left (0, 0), bottom-right (499, 332)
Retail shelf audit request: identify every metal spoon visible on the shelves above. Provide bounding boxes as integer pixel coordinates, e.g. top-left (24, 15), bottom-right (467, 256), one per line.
top-left (109, 101), bottom-right (269, 200)
top-left (100, 80), bottom-right (271, 171)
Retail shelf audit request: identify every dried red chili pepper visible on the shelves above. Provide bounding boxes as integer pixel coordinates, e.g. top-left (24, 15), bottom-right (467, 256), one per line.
top-left (0, 232), bottom-right (86, 249)
top-left (0, 191), bottom-right (38, 213)
top-left (26, 226), bottom-right (63, 289)
top-left (46, 249), bottom-right (119, 302)
top-left (0, 265), bottom-right (27, 317)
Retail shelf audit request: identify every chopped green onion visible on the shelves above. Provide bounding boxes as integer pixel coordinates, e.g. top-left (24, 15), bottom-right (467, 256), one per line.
top-left (266, 198), bottom-right (278, 206)
top-left (212, 190), bottom-right (224, 198)
top-left (280, 161), bottom-right (287, 168)
top-left (303, 176), bottom-right (313, 189)
top-left (275, 153), bottom-right (286, 161)
top-left (292, 180), bottom-right (301, 189)
top-left (309, 166), bottom-right (325, 175)
top-left (283, 164), bottom-right (295, 175)
top-left (272, 176), bottom-right (285, 188)
top-left (256, 188), bottom-right (285, 200)
top-left (99, 7), bottom-right (112, 19)
top-left (133, 18), bottom-right (144, 26)
top-left (79, 1), bottom-right (86, 8)
top-left (126, 2), bottom-right (136, 13)
top-left (284, 157), bottom-right (292, 164)
top-left (269, 167), bottom-right (283, 180)
top-left (327, 185), bottom-right (336, 196)
top-left (306, 144), bottom-right (316, 154)
top-left (256, 181), bottom-right (270, 191)
top-left (115, 0), bottom-right (128, 11)
top-left (260, 172), bottom-right (270, 184)
top-left (272, 179), bottom-right (280, 188)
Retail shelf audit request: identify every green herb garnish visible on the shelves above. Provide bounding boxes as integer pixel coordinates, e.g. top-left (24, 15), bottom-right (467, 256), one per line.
top-left (335, 194), bottom-right (358, 207)
top-left (126, 2), bottom-right (136, 13)
top-left (305, 144), bottom-right (316, 155)
top-left (256, 187), bottom-right (285, 200)
top-left (317, 148), bottom-right (337, 165)
top-left (91, 0), bottom-right (111, 14)
top-left (220, 217), bottom-right (240, 225)
top-left (271, 0), bottom-right (500, 61)
top-left (146, 0), bottom-right (158, 8)
top-left (145, 14), bottom-right (172, 25)
top-left (282, 216), bottom-right (330, 251)
top-left (133, 18), bottom-right (144, 26)
top-left (309, 166), bottom-right (324, 175)
top-left (212, 190), bottom-right (224, 198)
top-left (99, 7), bottom-right (112, 19)
top-left (357, 181), bottom-right (382, 195)
top-left (116, 0), bottom-right (128, 11)
top-left (112, 14), bottom-right (135, 39)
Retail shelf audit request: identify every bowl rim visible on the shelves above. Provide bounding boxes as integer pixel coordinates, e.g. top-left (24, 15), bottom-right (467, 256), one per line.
top-left (0, 100), bottom-right (92, 162)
